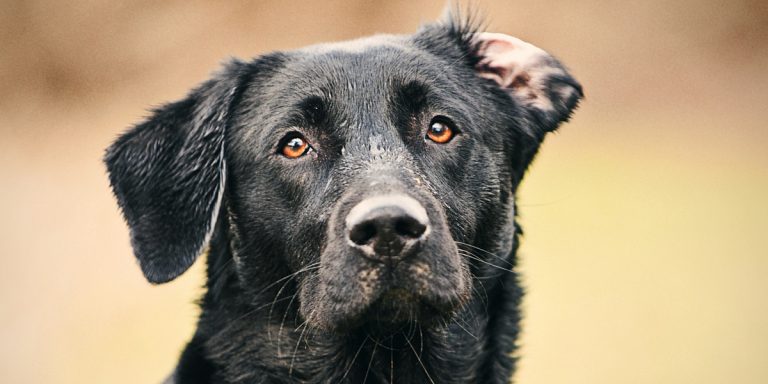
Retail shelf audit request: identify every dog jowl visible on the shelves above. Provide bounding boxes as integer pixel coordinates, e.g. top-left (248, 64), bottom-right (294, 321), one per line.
top-left (106, 14), bottom-right (582, 384)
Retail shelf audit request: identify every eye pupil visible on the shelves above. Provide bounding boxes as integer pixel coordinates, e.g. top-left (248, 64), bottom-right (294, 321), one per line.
top-left (288, 138), bottom-right (303, 149)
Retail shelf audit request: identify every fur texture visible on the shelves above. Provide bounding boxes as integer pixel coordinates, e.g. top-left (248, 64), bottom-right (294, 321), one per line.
top-left (106, 14), bottom-right (582, 384)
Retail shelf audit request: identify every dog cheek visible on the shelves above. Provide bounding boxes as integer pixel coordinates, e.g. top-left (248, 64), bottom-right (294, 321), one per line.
top-left (422, 233), bottom-right (470, 308)
top-left (297, 273), bottom-right (322, 326)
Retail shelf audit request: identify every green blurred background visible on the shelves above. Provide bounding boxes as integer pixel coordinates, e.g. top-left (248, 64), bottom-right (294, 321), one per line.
top-left (1, 1), bottom-right (766, 383)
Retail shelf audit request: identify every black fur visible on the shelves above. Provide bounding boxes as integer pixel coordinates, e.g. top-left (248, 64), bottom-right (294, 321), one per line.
top-left (106, 14), bottom-right (581, 384)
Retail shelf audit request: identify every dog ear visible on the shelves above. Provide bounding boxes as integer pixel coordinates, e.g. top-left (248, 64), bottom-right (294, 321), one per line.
top-left (105, 60), bottom-right (247, 284)
top-left (474, 32), bottom-right (583, 136)
top-left (417, 12), bottom-right (583, 137)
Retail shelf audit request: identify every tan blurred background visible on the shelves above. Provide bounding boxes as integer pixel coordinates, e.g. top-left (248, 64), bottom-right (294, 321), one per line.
top-left (2, 0), bottom-right (767, 383)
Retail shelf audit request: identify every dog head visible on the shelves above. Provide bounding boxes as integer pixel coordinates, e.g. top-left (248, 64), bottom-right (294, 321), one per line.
top-left (105, 18), bottom-right (581, 333)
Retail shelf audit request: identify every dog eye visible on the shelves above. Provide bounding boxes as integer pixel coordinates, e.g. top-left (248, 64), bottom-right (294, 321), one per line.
top-left (426, 117), bottom-right (457, 144)
top-left (280, 135), bottom-right (312, 158)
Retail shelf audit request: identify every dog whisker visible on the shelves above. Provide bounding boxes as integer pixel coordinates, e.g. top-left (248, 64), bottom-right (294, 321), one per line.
top-left (458, 250), bottom-right (516, 274)
top-left (405, 332), bottom-right (436, 384)
top-left (288, 319), bottom-right (311, 377)
top-left (341, 336), bottom-right (368, 381)
top-left (257, 262), bottom-right (321, 298)
top-left (418, 325), bottom-right (424, 357)
top-left (390, 337), bottom-right (394, 384)
top-left (455, 241), bottom-right (514, 267)
top-left (276, 290), bottom-right (301, 357)
top-left (207, 256), bottom-right (236, 287)
top-left (210, 294), bottom-right (297, 339)
top-left (266, 264), bottom-right (321, 342)
top-left (362, 335), bottom-right (378, 384)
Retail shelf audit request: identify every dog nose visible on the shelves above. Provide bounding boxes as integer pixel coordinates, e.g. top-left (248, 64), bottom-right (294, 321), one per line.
top-left (346, 194), bottom-right (430, 260)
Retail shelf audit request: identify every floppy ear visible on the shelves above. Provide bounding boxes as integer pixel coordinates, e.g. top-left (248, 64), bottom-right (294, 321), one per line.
top-left (105, 60), bottom-right (247, 284)
top-left (474, 32), bottom-right (583, 136)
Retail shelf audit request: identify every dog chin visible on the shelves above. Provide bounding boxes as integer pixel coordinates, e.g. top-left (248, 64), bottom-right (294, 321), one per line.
top-left (318, 286), bottom-right (466, 335)
top-left (360, 290), bottom-right (452, 332)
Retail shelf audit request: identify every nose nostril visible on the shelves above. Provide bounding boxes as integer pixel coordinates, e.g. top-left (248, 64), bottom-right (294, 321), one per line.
top-left (394, 217), bottom-right (426, 239)
top-left (345, 194), bottom-right (431, 256)
top-left (349, 222), bottom-right (377, 245)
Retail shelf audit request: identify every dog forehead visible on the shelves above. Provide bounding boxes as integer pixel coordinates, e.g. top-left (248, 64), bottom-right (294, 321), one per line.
top-left (233, 32), bottom-right (475, 145)
top-left (285, 34), bottom-right (442, 89)
top-left (301, 33), bottom-right (409, 55)
top-left (234, 36), bottom-right (452, 131)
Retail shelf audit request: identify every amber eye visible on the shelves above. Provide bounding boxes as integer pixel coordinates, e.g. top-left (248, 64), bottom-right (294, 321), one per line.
top-left (426, 118), bottom-right (456, 144)
top-left (281, 136), bottom-right (310, 158)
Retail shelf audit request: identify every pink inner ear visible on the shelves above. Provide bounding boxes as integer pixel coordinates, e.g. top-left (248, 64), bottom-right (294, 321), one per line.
top-left (474, 32), bottom-right (547, 89)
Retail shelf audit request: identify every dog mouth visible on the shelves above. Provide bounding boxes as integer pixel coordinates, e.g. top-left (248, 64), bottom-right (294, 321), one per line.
top-left (300, 252), bottom-right (469, 334)
top-left (329, 284), bottom-right (463, 334)
top-left (361, 288), bottom-right (447, 331)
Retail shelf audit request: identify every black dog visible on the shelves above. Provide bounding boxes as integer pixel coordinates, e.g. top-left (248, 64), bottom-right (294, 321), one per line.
top-left (106, 12), bottom-right (581, 384)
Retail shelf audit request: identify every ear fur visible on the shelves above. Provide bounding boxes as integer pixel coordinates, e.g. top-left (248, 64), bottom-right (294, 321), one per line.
top-left (474, 32), bottom-right (583, 135)
top-left (105, 60), bottom-right (248, 284)
top-left (425, 8), bottom-right (583, 137)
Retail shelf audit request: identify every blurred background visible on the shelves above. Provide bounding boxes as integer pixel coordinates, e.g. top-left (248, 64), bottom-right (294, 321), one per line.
top-left (1, 0), bottom-right (767, 383)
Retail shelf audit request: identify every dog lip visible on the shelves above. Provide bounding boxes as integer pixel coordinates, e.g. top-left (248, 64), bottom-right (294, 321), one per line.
top-left (361, 287), bottom-right (446, 329)
top-left (378, 287), bottom-right (417, 303)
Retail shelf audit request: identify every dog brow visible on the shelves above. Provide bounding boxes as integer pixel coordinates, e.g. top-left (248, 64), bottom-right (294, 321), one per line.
top-left (397, 80), bottom-right (429, 113)
top-left (297, 95), bottom-right (327, 125)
